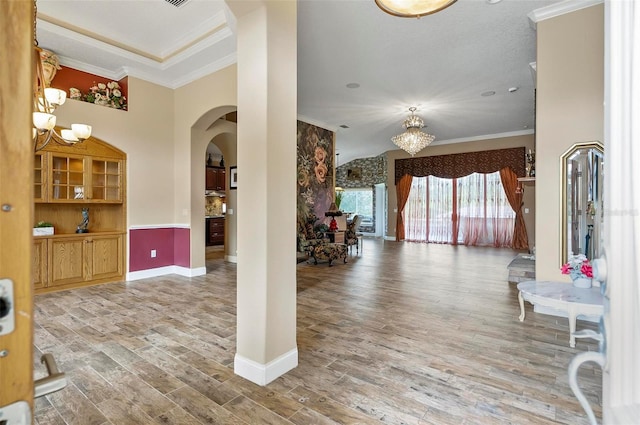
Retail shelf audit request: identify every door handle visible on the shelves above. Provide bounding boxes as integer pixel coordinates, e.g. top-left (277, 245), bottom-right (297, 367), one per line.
top-left (34, 353), bottom-right (67, 398)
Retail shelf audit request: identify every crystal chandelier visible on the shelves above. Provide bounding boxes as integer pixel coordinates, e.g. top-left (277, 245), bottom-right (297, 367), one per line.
top-left (391, 107), bottom-right (435, 156)
top-left (375, 0), bottom-right (457, 18)
top-left (32, 0), bottom-right (91, 151)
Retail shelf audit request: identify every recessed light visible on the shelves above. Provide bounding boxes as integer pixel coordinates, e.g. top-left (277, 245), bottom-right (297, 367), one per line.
top-left (346, 83), bottom-right (360, 89)
top-left (487, 0), bottom-right (502, 4)
top-left (508, 87), bottom-right (519, 93)
top-left (481, 91), bottom-right (496, 97)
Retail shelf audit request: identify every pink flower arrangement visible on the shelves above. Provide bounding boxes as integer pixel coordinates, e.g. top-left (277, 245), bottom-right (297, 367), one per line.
top-left (561, 254), bottom-right (593, 280)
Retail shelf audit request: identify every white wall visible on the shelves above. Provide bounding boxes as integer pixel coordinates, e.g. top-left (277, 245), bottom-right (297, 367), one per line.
top-left (55, 77), bottom-right (175, 228)
top-left (535, 4), bottom-right (604, 281)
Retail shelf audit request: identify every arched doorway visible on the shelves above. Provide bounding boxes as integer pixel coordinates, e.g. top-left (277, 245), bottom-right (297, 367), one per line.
top-left (189, 106), bottom-right (237, 272)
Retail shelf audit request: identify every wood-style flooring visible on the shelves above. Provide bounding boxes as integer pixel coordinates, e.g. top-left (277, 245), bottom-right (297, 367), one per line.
top-left (33, 240), bottom-right (602, 424)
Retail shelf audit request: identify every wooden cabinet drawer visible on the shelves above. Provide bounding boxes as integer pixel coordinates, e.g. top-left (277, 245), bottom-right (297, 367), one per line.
top-left (207, 218), bottom-right (224, 246)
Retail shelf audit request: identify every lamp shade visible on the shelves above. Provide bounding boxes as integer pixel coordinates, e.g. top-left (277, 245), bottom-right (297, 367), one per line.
top-left (33, 112), bottom-right (56, 131)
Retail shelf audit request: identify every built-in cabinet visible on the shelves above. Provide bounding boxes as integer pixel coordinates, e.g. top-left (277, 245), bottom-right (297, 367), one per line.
top-left (206, 217), bottom-right (224, 246)
top-left (46, 233), bottom-right (123, 287)
top-left (34, 136), bottom-right (126, 293)
top-left (206, 166), bottom-right (225, 191)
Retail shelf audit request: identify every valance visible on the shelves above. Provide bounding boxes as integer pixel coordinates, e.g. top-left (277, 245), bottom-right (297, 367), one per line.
top-left (395, 147), bottom-right (526, 184)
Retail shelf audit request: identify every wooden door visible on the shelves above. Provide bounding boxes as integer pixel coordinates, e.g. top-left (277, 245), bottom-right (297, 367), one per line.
top-left (0, 0), bottom-right (35, 413)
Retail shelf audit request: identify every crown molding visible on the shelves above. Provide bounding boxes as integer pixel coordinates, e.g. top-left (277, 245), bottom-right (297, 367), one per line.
top-left (169, 53), bottom-right (237, 89)
top-left (528, 0), bottom-right (603, 29)
top-left (431, 129), bottom-right (535, 146)
top-left (160, 10), bottom-right (228, 57)
top-left (529, 61), bottom-right (537, 88)
top-left (38, 17), bottom-right (235, 89)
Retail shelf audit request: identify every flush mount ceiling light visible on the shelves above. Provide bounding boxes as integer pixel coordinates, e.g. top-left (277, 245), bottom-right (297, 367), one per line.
top-left (391, 107), bottom-right (435, 156)
top-left (375, 0), bottom-right (457, 18)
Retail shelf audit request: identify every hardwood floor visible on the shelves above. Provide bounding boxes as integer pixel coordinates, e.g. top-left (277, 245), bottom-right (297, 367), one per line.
top-left (33, 239), bottom-right (602, 424)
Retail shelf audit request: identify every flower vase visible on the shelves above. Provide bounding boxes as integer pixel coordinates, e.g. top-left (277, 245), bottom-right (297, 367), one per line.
top-left (572, 277), bottom-right (592, 289)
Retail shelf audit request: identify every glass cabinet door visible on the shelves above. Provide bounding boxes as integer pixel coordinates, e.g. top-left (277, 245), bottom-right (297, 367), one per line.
top-left (34, 153), bottom-right (45, 202)
top-left (91, 159), bottom-right (122, 202)
top-left (51, 155), bottom-right (85, 201)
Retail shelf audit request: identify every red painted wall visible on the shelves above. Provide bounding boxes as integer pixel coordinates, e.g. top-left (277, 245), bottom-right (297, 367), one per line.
top-left (129, 228), bottom-right (190, 272)
top-left (174, 228), bottom-right (191, 267)
top-left (51, 67), bottom-right (128, 106)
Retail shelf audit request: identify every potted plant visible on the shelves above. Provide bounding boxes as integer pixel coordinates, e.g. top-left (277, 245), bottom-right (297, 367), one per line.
top-left (33, 221), bottom-right (54, 236)
top-left (335, 190), bottom-right (344, 210)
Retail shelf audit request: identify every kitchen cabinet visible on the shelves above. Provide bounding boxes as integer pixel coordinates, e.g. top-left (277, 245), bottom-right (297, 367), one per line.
top-left (206, 217), bottom-right (225, 246)
top-left (206, 166), bottom-right (225, 191)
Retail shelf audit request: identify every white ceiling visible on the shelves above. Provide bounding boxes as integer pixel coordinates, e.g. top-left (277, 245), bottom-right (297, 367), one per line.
top-left (37, 0), bottom-right (573, 164)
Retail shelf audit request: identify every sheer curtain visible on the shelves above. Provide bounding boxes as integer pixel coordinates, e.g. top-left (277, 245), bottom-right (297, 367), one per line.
top-left (456, 172), bottom-right (515, 247)
top-left (428, 176), bottom-right (453, 243)
top-left (404, 177), bottom-right (427, 241)
top-left (404, 171), bottom-right (515, 247)
top-left (405, 176), bottom-right (454, 243)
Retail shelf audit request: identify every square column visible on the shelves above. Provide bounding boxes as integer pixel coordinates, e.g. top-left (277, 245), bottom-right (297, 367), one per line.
top-left (228, 0), bottom-right (298, 385)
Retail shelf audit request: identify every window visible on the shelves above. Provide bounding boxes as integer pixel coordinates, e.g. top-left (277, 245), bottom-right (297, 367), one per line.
top-left (404, 171), bottom-right (515, 246)
top-left (340, 188), bottom-right (374, 233)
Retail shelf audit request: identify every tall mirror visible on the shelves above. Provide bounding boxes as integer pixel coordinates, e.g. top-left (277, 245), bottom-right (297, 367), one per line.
top-left (561, 141), bottom-right (604, 265)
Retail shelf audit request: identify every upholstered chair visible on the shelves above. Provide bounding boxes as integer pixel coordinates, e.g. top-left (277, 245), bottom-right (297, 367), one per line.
top-left (297, 216), bottom-right (329, 256)
top-left (345, 215), bottom-right (363, 254)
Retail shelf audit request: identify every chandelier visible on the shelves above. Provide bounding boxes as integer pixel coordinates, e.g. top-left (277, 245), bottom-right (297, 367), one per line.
top-left (391, 107), bottom-right (435, 156)
top-left (32, 0), bottom-right (91, 151)
top-left (375, 0), bottom-right (457, 18)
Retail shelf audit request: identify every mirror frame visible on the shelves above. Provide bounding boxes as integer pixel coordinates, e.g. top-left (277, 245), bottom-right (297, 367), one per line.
top-left (560, 141), bottom-right (604, 266)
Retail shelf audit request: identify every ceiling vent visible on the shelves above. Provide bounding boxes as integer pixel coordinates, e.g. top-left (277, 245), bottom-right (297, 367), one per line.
top-left (339, 124), bottom-right (350, 129)
top-left (164, 0), bottom-right (190, 7)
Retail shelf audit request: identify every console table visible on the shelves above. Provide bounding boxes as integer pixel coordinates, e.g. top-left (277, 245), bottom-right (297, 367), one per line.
top-left (517, 281), bottom-right (604, 347)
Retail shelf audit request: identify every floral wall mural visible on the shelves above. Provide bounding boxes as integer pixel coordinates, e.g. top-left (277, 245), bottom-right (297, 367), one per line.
top-left (297, 121), bottom-right (334, 228)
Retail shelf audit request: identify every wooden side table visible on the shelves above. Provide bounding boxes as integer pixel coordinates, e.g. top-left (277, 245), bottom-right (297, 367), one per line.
top-left (517, 281), bottom-right (604, 347)
top-left (325, 231), bottom-right (345, 244)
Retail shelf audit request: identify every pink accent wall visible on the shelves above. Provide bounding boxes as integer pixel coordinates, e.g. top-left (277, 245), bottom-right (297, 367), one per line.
top-left (174, 228), bottom-right (191, 267)
top-left (129, 227), bottom-right (190, 272)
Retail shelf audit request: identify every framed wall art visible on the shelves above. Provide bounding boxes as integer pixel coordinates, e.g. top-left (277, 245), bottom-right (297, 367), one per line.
top-left (229, 166), bottom-right (238, 189)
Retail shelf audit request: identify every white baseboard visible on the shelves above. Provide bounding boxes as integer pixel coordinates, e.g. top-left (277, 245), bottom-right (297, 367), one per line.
top-left (384, 236), bottom-right (396, 241)
top-left (225, 255), bottom-right (237, 263)
top-left (534, 305), bottom-right (600, 323)
top-left (126, 265), bottom-right (206, 281)
top-left (174, 266), bottom-right (206, 277)
top-left (234, 348), bottom-right (298, 386)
